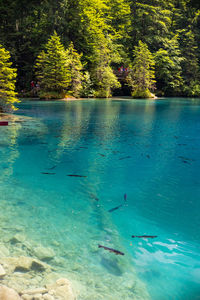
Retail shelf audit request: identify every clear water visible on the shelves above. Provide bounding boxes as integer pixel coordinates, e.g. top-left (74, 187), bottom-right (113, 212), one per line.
top-left (1, 98), bottom-right (200, 299)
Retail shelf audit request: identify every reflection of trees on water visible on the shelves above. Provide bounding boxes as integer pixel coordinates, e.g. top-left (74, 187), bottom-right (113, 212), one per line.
top-left (87, 100), bottom-right (121, 192)
top-left (54, 101), bottom-right (93, 160)
top-left (0, 117), bottom-right (21, 182)
top-left (0, 114), bottom-right (48, 183)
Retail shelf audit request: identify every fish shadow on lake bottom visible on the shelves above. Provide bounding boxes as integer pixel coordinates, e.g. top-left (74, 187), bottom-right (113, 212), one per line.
top-left (100, 256), bottom-right (123, 276)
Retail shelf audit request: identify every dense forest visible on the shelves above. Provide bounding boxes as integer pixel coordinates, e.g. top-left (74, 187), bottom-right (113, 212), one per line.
top-left (1, 0), bottom-right (200, 105)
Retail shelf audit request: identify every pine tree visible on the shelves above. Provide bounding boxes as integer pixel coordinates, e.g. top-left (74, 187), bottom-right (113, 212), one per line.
top-left (154, 36), bottom-right (183, 96)
top-left (66, 42), bottom-right (84, 98)
top-left (0, 44), bottom-right (19, 111)
top-left (178, 29), bottom-right (200, 96)
top-left (129, 0), bottom-right (173, 52)
top-left (81, 71), bottom-right (94, 97)
top-left (93, 45), bottom-right (120, 98)
top-left (35, 32), bottom-right (71, 99)
top-left (127, 41), bottom-right (156, 98)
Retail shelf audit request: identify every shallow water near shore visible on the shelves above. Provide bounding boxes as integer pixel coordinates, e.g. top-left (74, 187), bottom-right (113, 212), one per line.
top-left (0, 98), bottom-right (200, 299)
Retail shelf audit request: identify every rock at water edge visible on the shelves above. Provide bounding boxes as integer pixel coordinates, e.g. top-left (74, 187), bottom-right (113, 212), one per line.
top-left (0, 285), bottom-right (21, 300)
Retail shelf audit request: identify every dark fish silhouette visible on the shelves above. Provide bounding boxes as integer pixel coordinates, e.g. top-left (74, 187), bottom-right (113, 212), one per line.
top-left (67, 174), bottom-right (87, 178)
top-left (98, 153), bottom-right (105, 157)
top-left (119, 156), bottom-right (131, 160)
top-left (79, 146), bottom-right (88, 149)
top-left (132, 235), bottom-right (157, 238)
top-left (108, 204), bottom-right (123, 213)
top-left (112, 150), bottom-right (120, 154)
top-left (109, 194), bottom-right (127, 212)
top-left (178, 156), bottom-right (194, 162)
top-left (146, 155), bottom-right (150, 159)
top-left (98, 244), bottom-right (124, 256)
top-left (182, 160), bottom-right (190, 164)
top-left (41, 172), bottom-right (56, 175)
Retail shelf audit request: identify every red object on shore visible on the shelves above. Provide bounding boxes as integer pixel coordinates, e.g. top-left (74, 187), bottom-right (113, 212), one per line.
top-left (0, 121), bottom-right (8, 126)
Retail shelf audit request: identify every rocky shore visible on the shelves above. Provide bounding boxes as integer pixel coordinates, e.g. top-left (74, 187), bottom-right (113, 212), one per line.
top-left (0, 247), bottom-right (75, 300)
top-left (0, 278), bottom-right (74, 300)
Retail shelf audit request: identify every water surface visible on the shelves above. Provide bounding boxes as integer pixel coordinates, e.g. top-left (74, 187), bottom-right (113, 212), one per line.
top-left (0, 98), bottom-right (200, 299)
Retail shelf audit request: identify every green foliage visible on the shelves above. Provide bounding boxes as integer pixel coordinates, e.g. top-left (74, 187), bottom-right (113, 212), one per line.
top-left (178, 29), bottom-right (200, 96)
top-left (81, 71), bottom-right (94, 98)
top-left (183, 81), bottom-right (200, 97)
top-left (93, 46), bottom-right (121, 98)
top-left (0, 44), bottom-right (19, 111)
top-left (66, 42), bottom-right (84, 98)
top-left (1, 0), bottom-right (200, 98)
top-left (154, 36), bottom-right (183, 95)
top-left (127, 41), bottom-right (156, 98)
top-left (94, 65), bottom-right (120, 98)
top-left (131, 88), bottom-right (155, 99)
top-left (38, 91), bottom-right (67, 100)
top-left (35, 32), bottom-right (71, 98)
top-left (129, 0), bottom-right (173, 51)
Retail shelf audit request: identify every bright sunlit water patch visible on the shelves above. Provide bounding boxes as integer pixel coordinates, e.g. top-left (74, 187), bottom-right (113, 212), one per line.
top-left (0, 98), bottom-right (200, 299)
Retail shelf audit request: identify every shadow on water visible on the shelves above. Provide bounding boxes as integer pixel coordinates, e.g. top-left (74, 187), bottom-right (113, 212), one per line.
top-left (100, 256), bottom-right (123, 276)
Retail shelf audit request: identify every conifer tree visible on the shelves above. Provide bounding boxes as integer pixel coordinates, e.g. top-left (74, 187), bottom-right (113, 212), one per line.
top-left (93, 45), bottom-right (120, 98)
top-left (127, 41), bottom-right (156, 98)
top-left (129, 0), bottom-right (173, 52)
top-left (81, 71), bottom-right (94, 97)
top-left (154, 36), bottom-right (183, 96)
top-left (35, 32), bottom-right (70, 99)
top-left (179, 29), bottom-right (200, 96)
top-left (0, 44), bottom-right (18, 111)
top-left (66, 42), bottom-right (83, 98)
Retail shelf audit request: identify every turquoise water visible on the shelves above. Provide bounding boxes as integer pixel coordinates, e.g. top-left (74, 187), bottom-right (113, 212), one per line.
top-left (1, 98), bottom-right (200, 299)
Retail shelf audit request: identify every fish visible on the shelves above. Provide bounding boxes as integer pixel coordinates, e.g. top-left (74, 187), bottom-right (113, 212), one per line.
top-left (109, 194), bottom-right (127, 212)
top-left (146, 155), bottom-right (150, 159)
top-left (67, 174), bottom-right (87, 178)
top-left (41, 172), bottom-right (56, 175)
top-left (108, 204), bottom-right (123, 213)
top-left (119, 156), bottom-right (131, 160)
top-left (98, 153), bottom-right (105, 157)
top-left (178, 156), bottom-right (195, 162)
top-left (124, 193), bottom-right (127, 202)
top-left (131, 235), bottom-right (157, 238)
top-left (98, 244), bottom-right (124, 256)
top-left (182, 160), bottom-right (190, 164)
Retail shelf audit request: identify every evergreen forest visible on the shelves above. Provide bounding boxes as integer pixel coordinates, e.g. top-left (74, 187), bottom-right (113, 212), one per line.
top-left (1, 0), bottom-right (200, 107)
